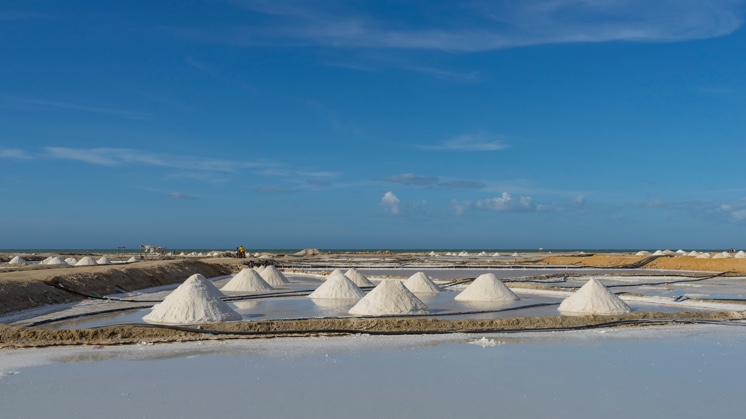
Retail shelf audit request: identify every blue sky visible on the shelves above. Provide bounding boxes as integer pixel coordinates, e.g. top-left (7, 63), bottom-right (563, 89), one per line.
top-left (1, 0), bottom-right (746, 250)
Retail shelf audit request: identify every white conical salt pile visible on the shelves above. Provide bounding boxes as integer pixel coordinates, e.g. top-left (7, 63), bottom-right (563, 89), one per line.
top-left (663, 249), bottom-right (675, 256)
top-left (735, 251), bottom-right (746, 259)
top-left (221, 269), bottom-right (275, 292)
top-left (676, 249), bottom-right (686, 255)
top-left (446, 252), bottom-right (453, 256)
top-left (260, 265), bottom-right (289, 286)
top-left (696, 253), bottom-right (711, 258)
top-left (722, 252), bottom-right (733, 258)
top-left (558, 278), bottom-right (631, 315)
top-left (9, 256), bottom-right (27, 265)
top-left (308, 273), bottom-right (365, 299)
top-left (75, 256), bottom-right (98, 266)
top-left (688, 251), bottom-right (699, 257)
top-left (478, 251), bottom-right (488, 256)
top-left (127, 256), bottom-right (138, 262)
top-left (349, 280), bottom-right (429, 316)
top-left (327, 269), bottom-right (344, 278)
top-left (492, 252), bottom-right (501, 257)
top-left (65, 257), bottom-right (78, 264)
top-left (652, 250), bottom-right (665, 256)
top-left (429, 251), bottom-right (437, 256)
top-left (712, 252), bottom-right (729, 259)
top-left (46, 256), bottom-right (68, 265)
top-left (454, 273), bottom-right (519, 302)
top-left (253, 252), bottom-right (260, 257)
top-left (512, 252), bottom-right (519, 257)
top-left (344, 268), bottom-right (374, 287)
top-left (635, 251), bottom-right (650, 256)
top-left (41, 256), bottom-right (53, 264)
top-left (403, 272), bottom-right (441, 293)
top-left (97, 256), bottom-right (112, 265)
top-left (253, 265), bottom-right (265, 272)
top-left (458, 251), bottom-right (469, 257)
top-left (143, 273), bottom-right (241, 325)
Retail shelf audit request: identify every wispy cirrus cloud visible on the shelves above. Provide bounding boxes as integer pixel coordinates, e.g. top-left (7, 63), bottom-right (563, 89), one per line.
top-left (0, 148), bottom-right (31, 159)
top-left (194, 0), bottom-right (744, 52)
top-left (0, 95), bottom-right (149, 120)
top-left (415, 133), bottom-right (509, 151)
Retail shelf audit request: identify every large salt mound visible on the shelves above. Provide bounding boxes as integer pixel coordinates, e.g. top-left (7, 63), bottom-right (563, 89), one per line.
top-left (492, 252), bottom-right (501, 257)
top-left (635, 251), bottom-right (651, 256)
top-left (696, 253), bottom-right (711, 258)
top-left (458, 251), bottom-right (469, 257)
top-left (221, 269), bottom-right (274, 292)
top-left (676, 249), bottom-right (686, 255)
top-left (652, 250), bottom-right (665, 256)
top-left (65, 257), bottom-right (78, 264)
top-left (97, 256), bottom-right (112, 265)
top-left (9, 256), bottom-right (27, 264)
top-left (143, 273), bottom-right (241, 325)
top-left (688, 251), bottom-right (699, 257)
top-left (254, 265), bottom-right (265, 272)
top-left (403, 272), bottom-right (441, 293)
top-left (736, 251), bottom-right (746, 259)
top-left (712, 252), bottom-right (729, 259)
top-left (345, 268), bottom-right (373, 287)
top-left (46, 256), bottom-right (68, 265)
top-left (75, 256), bottom-right (98, 266)
top-left (558, 278), bottom-right (631, 315)
top-left (428, 251), bottom-right (437, 256)
top-left (309, 273), bottom-right (365, 299)
top-left (127, 256), bottom-right (138, 263)
top-left (454, 273), bottom-right (519, 302)
top-left (328, 269), bottom-right (344, 278)
top-left (349, 280), bottom-right (429, 316)
top-left (260, 266), bottom-right (289, 286)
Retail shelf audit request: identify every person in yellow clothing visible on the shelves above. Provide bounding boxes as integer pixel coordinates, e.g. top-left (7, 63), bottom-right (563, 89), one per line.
top-left (237, 245), bottom-right (245, 258)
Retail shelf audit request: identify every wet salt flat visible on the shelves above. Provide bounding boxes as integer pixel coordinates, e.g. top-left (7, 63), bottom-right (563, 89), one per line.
top-left (2, 325), bottom-right (746, 418)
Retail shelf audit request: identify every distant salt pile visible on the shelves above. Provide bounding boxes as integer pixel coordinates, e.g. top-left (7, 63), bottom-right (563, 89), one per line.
top-left (492, 252), bottom-right (501, 257)
top-left (558, 278), bottom-right (631, 315)
top-left (663, 249), bottom-right (675, 256)
top-left (635, 251), bottom-right (651, 256)
top-left (45, 256), bottom-right (68, 265)
top-left (143, 274), bottom-right (241, 325)
top-left (445, 252), bottom-right (453, 256)
top-left (713, 252), bottom-right (732, 259)
top-left (97, 256), bottom-right (112, 265)
top-left (221, 269), bottom-right (274, 292)
top-left (512, 252), bottom-right (519, 257)
top-left (458, 251), bottom-right (469, 257)
top-left (41, 256), bottom-right (53, 264)
top-left (429, 251), bottom-right (437, 256)
top-left (75, 256), bottom-right (98, 266)
top-left (652, 250), bottom-right (665, 256)
top-left (328, 269), bottom-right (344, 278)
top-left (65, 257), bottom-right (78, 264)
top-left (478, 251), bottom-right (488, 257)
top-left (454, 273), bottom-right (519, 302)
top-left (349, 280), bottom-right (429, 316)
top-left (696, 253), bottom-right (711, 258)
top-left (403, 272), bottom-right (441, 293)
top-left (253, 252), bottom-right (260, 257)
top-left (345, 268), bottom-right (374, 287)
top-left (736, 251), bottom-right (746, 259)
top-left (254, 265), bottom-right (265, 272)
top-left (308, 273), bottom-right (364, 299)
top-left (260, 265), bottom-right (289, 286)
top-left (676, 249), bottom-right (686, 255)
top-left (9, 256), bottom-right (27, 265)
top-left (127, 256), bottom-right (138, 262)
top-left (688, 251), bottom-right (699, 257)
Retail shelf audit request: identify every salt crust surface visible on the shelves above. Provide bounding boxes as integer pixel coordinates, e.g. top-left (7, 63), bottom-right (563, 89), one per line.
top-left (260, 266), bottom-right (289, 286)
top-left (221, 269), bottom-right (274, 292)
top-left (344, 268), bottom-right (373, 287)
top-left (349, 280), bottom-right (429, 315)
top-left (403, 272), bottom-right (441, 293)
top-left (558, 278), bottom-right (631, 315)
top-left (454, 273), bottom-right (519, 302)
top-left (97, 256), bottom-right (112, 265)
top-left (308, 273), bottom-right (364, 299)
top-left (143, 273), bottom-right (241, 325)
top-left (75, 256), bottom-right (98, 266)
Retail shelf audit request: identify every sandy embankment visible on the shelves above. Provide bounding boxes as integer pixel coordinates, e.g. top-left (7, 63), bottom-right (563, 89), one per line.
top-left (540, 254), bottom-right (746, 274)
top-left (0, 259), bottom-right (235, 316)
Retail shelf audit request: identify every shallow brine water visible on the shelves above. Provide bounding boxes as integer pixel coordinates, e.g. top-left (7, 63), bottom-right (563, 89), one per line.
top-left (1, 325), bottom-right (746, 418)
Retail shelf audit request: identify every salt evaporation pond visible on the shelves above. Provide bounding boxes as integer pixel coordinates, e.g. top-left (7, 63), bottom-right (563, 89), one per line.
top-left (2, 325), bottom-right (746, 418)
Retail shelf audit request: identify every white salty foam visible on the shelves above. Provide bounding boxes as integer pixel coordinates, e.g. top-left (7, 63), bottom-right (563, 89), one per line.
top-left (260, 266), bottom-right (289, 286)
top-left (143, 273), bottom-right (241, 325)
top-left (97, 256), bottom-right (112, 265)
top-left (344, 268), bottom-right (373, 287)
top-left (403, 272), bottom-right (441, 293)
top-left (308, 273), bottom-right (364, 299)
top-left (221, 269), bottom-right (275, 292)
top-left (558, 278), bottom-right (631, 315)
top-left (9, 256), bottom-right (27, 265)
top-left (454, 273), bottom-right (519, 302)
top-left (75, 256), bottom-right (98, 266)
top-left (349, 280), bottom-right (429, 316)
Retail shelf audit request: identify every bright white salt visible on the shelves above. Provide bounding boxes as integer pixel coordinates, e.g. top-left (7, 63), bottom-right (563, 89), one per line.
top-left (696, 253), bottom-right (711, 258)
top-left (127, 256), bottom-right (138, 263)
top-left (308, 273), bottom-right (364, 299)
top-left (9, 256), bottom-right (27, 264)
top-left (688, 251), bottom-right (699, 257)
top-left (652, 250), bottom-right (665, 256)
top-left (221, 269), bottom-right (275, 292)
top-left (254, 265), bottom-right (265, 272)
top-left (344, 268), bottom-right (373, 287)
top-left (454, 273), bottom-right (519, 302)
top-left (635, 251), bottom-right (650, 256)
top-left (143, 273), bottom-right (241, 325)
top-left (558, 278), bottom-right (631, 315)
top-left (492, 252), bottom-right (501, 257)
top-left (65, 257), bottom-right (78, 264)
top-left (260, 266), bottom-right (289, 286)
top-left (45, 257), bottom-right (68, 265)
top-left (97, 256), bottom-right (112, 265)
top-left (75, 256), bottom-right (98, 266)
top-left (403, 272), bottom-right (441, 293)
top-left (349, 280), bottom-right (429, 316)
top-left (736, 251), bottom-right (746, 259)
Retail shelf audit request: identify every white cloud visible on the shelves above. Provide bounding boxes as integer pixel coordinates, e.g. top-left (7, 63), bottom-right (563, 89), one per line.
top-left (476, 192), bottom-right (535, 212)
top-left (451, 199), bottom-right (473, 215)
top-left (0, 148), bottom-right (30, 159)
top-left (417, 133), bottom-right (509, 151)
top-left (380, 191), bottom-right (401, 215)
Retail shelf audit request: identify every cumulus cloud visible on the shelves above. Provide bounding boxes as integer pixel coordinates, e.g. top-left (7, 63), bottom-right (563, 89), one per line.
top-left (380, 191), bottom-right (401, 215)
top-left (477, 192), bottom-right (535, 212)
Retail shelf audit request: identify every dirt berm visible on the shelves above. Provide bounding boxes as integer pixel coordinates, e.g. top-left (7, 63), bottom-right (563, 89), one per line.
top-left (0, 260), bottom-right (234, 316)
